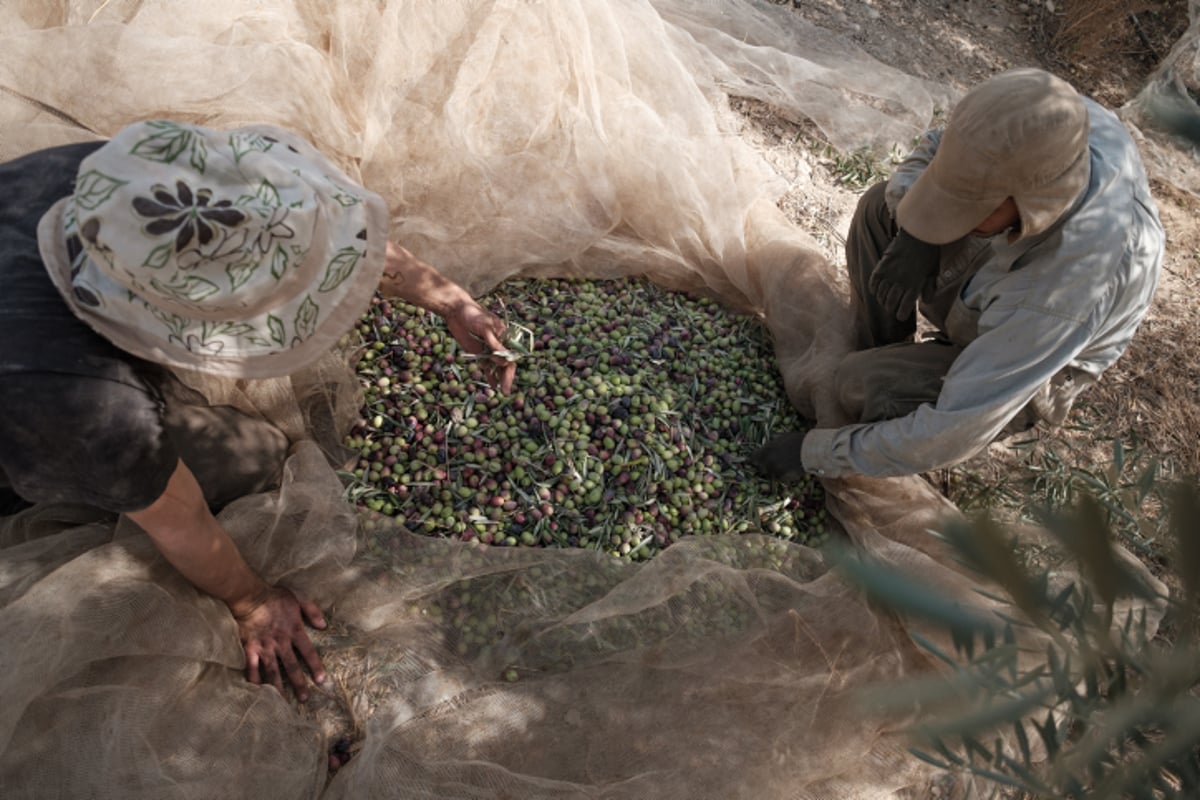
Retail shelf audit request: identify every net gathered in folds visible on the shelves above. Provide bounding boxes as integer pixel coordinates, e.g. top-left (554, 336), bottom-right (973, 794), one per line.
top-left (0, 2), bottom-right (1164, 798)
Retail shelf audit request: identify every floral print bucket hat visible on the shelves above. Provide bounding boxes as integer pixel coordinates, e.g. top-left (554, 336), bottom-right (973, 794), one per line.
top-left (36, 120), bottom-right (388, 378)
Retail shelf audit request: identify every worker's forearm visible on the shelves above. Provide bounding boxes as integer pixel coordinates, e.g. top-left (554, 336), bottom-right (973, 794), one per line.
top-left (126, 459), bottom-right (270, 618)
top-left (379, 241), bottom-right (473, 317)
top-left (146, 510), bottom-right (270, 617)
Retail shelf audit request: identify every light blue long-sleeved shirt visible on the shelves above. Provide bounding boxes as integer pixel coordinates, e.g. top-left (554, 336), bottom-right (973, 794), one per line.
top-left (802, 99), bottom-right (1164, 478)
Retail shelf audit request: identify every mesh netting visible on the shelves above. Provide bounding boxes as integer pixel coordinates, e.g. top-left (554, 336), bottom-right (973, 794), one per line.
top-left (0, 2), bottom-right (1165, 798)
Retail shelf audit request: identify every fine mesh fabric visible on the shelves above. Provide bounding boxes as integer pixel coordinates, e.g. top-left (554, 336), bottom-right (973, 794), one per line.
top-left (0, 2), bottom-right (1164, 798)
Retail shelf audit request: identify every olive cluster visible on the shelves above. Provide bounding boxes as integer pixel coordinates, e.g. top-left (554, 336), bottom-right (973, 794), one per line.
top-left (345, 278), bottom-right (825, 559)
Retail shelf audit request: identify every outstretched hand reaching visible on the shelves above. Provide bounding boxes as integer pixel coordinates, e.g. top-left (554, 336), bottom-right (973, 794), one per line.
top-left (445, 300), bottom-right (518, 395)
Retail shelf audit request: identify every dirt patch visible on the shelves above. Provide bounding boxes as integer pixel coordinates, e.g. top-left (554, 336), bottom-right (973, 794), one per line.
top-left (779, 0), bottom-right (1044, 90)
top-left (773, 0), bottom-right (1189, 101)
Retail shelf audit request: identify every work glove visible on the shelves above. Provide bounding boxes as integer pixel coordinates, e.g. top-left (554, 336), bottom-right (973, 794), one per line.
top-left (867, 228), bottom-right (941, 321)
top-left (749, 431), bottom-right (810, 482)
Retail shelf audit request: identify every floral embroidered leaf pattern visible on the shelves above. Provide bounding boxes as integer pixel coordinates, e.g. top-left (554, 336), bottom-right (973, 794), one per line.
top-left (202, 321), bottom-right (255, 341)
top-left (152, 274), bottom-right (220, 304)
top-left (294, 295), bottom-right (319, 341)
top-left (270, 245), bottom-right (290, 280)
top-left (268, 314), bottom-right (286, 347)
top-left (229, 132), bottom-right (273, 163)
top-left (226, 256), bottom-right (259, 290)
top-left (332, 190), bottom-right (361, 207)
top-left (149, 307), bottom-right (189, 344)
top-left (247, 208), bottom-right (295, 256)
top-left (245, 335), bottom-right (274, 348)
top-left (142, 243), bottom-right (174, 270)
top-left (73, 170), bottom-right (129, 210)
top-left (130, 121), bottom-right (195, 164)
top-left (256, 179), bottom-right (281, 208)
top-left (184, 334), bottom-right (224, 355)
top-left (189, 137), bottom-right (208, 173)
top-left (317, 247), bottom-right (361, 293)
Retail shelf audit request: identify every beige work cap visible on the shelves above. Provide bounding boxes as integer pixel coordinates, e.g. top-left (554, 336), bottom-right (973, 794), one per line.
top-left (897, 68), bottom-right (1090, 245)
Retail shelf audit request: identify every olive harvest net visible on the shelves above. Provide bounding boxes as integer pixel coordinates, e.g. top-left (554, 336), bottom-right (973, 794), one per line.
top-left (0, 2), bottom-right (1166, 798)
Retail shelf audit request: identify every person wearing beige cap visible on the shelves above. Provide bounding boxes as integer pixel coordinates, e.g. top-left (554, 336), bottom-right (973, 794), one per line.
top-left (0, 121), bottom-right (516, 701)
top-left (754, 68), bottom-right (1164, 479)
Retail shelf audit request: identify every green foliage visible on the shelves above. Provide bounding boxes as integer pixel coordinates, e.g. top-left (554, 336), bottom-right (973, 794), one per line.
top-left (955, 433), bottom-right (1172, 561)
top-left (786, 92), bottom-right (942, 193)
top-left (838, 475), bottom-right (1200, 798)
top-left (819, 143), bottom-right (905, 191)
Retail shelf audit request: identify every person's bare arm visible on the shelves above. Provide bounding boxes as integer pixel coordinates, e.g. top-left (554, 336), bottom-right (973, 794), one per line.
top-left (380, 241), bottom-right (477, 317)
top-left (126, 458), bottom-right (327, 700)
top-left (380, 242), bottom-right (516, 393)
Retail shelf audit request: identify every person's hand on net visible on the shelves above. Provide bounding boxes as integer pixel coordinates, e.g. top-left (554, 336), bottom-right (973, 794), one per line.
top-left (234, 585), bottom-right (327, 702)
top-left (867, 228), bottom-right (941, 321)
top-left (445, 300), bottom-right (517, 394)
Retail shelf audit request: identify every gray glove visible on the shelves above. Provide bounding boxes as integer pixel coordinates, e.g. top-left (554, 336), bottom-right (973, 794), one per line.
top-left (749, 431), bottom-right (810, 482)
top-left (867, 228), bottom-right (941, 321)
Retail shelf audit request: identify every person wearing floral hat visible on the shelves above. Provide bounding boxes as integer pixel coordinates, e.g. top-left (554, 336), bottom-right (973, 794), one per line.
top-left (753, 68), bottom-right (1164, 480)
top-left (0, 120), bottom-right (516, 700)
